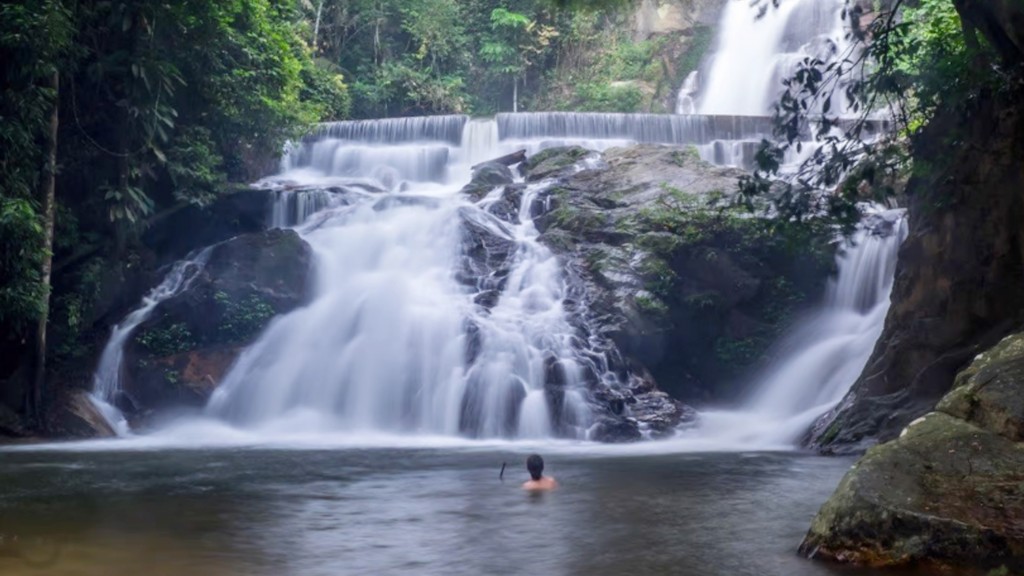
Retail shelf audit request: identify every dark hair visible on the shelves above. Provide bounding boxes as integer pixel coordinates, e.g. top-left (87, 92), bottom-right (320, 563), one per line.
top-left (526, 454), bottom-right (544, 481)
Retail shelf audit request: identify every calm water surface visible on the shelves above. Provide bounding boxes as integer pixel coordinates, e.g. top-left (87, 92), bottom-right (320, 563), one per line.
top-left (0, 445), bottom-right (956, 576)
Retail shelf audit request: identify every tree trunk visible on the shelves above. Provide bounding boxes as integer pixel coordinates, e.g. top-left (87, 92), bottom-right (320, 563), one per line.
top-left (30, 71), bottom-right (59, 424)
top-left (313, 0), bottom-right (325, 54)
top-left (513, 77), bottom-right (518, 113)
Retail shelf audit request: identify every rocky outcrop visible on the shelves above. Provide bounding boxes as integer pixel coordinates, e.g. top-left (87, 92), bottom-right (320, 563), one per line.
top-left (46, 389), bottom-right (117, 439)
top-left (121, 229), bottom-right (311, 416)
top-left (812, 87), bottom-right (1024, 452)
top-left (525, 145), bottom-right (834, 403)
top-left (800, 332), bottom-right (1024, 572)
top-left (460, 162), bottom-right (515, 201)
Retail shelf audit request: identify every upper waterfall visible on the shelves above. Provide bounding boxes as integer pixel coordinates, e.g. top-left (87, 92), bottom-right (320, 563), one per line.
top-left (692, 0), bottom-right (852, 116)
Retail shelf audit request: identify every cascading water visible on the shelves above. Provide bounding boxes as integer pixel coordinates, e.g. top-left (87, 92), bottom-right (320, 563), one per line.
top-left (206, 116), bottom-right (598, 439)
top-left (689, 208), bottom-right (907, 448)
top-left (90, 250), bottom-right (210, 433)
top-left (694, 0), bottom-right (852, 116)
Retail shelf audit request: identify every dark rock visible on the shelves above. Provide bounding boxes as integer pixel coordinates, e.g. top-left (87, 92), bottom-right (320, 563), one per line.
top-left (812, 87), bottom-right (1024, 451)
top-left (484, 184), bottom-right (525, 224)
top-left (521, 146), bottom-right (594, 182)
top-left (461, 162), bottom-right (515, 201)
top-left (123, 229), bottom-right (312, 415)
top-left (46, 390), bottom-right (116, 439)
top-left (533, 144), bottom-right (833, 404)
top-left (938, 332), bottom-right (1024, 441)
top-left (799, 413), bottom-right (1024, 571)
top-left (0, 402), bottom-right (29, 438)
top-left (544, 356), bottom-right (571, 388)
top-left (473, 290), bottom-right (501, 309)
top-left (801, 332), bottom-right (1024, 571)
top-left (590, 416), bottom-right (642, 442)
top-left (455, 207), bottom-right (517, 292)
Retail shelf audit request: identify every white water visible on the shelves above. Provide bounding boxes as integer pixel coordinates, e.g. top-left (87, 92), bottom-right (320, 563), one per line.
top-left (206, 117), bottom-right (602, 440)
top-left (89, 250), bottom-right (211, 434)
top-left (695, 0), bottom-right (851, 116)
top-left (685, 208), bottom-right (907, 446)
top-left (78, 106), bottom-right (904, 450)
top-left (675, 71), bottom-right (699, 115)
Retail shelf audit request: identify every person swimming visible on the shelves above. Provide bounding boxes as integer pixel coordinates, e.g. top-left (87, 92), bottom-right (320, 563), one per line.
top-left (522, 454), bottom-right (557, 491)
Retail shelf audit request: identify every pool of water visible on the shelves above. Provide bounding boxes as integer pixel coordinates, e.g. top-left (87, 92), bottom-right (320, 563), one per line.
top-left (0, 443), bottom-right (960, 576)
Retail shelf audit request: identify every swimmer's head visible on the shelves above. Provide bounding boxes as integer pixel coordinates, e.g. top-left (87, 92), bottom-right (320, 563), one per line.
top-left (526, 454), bottom-right (544, 481)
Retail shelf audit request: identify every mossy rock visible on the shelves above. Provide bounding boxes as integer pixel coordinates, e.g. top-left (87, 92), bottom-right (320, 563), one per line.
top-left (522, 146), bottom-right (592, 182)
top-left (122, 228), bottom-right (312, 417)
top-left (939, 332), bottom-right (1024, 441)
top-left (800, 412), bottom-right (1024, 571)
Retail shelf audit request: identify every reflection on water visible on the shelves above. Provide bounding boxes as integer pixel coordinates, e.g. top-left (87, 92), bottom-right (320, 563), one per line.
top-left (0, 449), bottom-right (965, 576)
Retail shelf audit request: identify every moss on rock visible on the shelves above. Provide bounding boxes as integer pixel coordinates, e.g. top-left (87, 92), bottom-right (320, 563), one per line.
top-left (800, 331), bottom-right (1024, 572)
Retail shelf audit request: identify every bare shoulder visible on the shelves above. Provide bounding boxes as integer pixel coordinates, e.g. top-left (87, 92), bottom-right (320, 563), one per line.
top-left (522, 477), bottom-right (558, 491)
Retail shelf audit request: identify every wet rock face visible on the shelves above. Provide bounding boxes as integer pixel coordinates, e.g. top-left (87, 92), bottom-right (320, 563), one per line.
top-left (813, 89), bottom-right (1024, 452)
top-left (47, 390), bottom-right (117, 439)
top-left (523, 145), bottom-right (833, 404)
top-left (456, 207), bottom-right (518, 298)
top-left (460, 161), bottom-right (515, 201)
top-left (122, 229), bottom-right (312, 415)
top-left (522, 146), bottom-right (594, 182)
top-left (800, 332), bottom-right (1024, 572)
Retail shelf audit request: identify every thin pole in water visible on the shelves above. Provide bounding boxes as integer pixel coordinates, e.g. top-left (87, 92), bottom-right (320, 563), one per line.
top-left (499, 462), bottom-right (507, 481)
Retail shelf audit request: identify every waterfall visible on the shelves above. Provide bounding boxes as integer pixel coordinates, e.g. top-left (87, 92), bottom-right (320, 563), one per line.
top-left (675, 71), bottom-right (699, 115)
top-left (92, 108), bottom-right (898, 447)
top-left (204, 117), bottom-right (602, 439)
top-left (692, 208), bottom-right (907, 447)
top-left (693, 0), bottom-right (851, 116)
top-left (90, 250), bottom-right (211, 433)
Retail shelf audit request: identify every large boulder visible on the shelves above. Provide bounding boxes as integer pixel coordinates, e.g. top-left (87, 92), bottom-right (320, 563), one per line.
top-left (528, 145), bottom-right (834, 403)
top-left (122, 229), bottom-right (312, 415)
top-left (799, 332), bottom-right (1024, 572)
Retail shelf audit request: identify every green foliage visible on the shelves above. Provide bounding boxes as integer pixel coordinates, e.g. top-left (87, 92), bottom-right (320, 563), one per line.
top-left (166, 126), bottom-right (225, 207)
top-left (0, 198), bottom-right (47, 330)
top-left (538, 25), bottom-right (663, 113)
top-left (714, 336), bottom-right (765, 366)
top-left (301, 59), bottom-right (352, 121)
top-left (0, 0), bottom-right (348, 381)
top-left (893, 0), bottom-right (976, 130)
top-left (318, 0), bottom-right (643, 116)
top-left (137, 323), bottom-right (194, 357)
top-left (50, 256), bottom-right (106, 360)
top-left (215, 291), bottom-right (275, 342)
top-left (635, 292), bottom-right (669, 317)
top-left (737, 0), bottom-right (1002, 235)
top-left (573, 82), bottom-right (645, 113)
top-left (0, 1), bottom-right (71, 333)
top-left (675, 25), bottom-right (712, 80)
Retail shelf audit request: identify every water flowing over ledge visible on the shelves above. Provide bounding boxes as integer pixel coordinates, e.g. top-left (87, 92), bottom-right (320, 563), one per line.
top-left (80, 0), bottom-right (903, 450)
